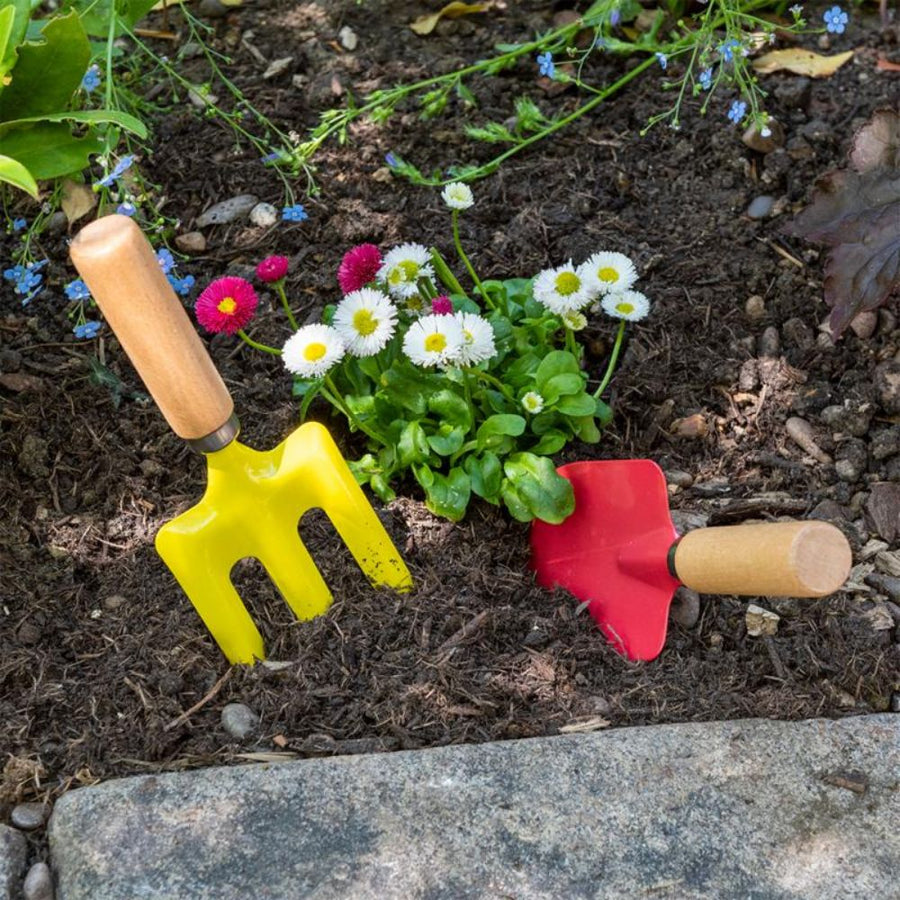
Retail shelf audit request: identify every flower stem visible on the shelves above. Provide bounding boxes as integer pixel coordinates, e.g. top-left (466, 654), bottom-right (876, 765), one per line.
top-left (465, 367), bottom-right (515, 402)
top-left (237, 330), bottom-right (281, 354)
top-left (323, 376), bottom-right (389, 445)
top-left (451, 209), bottom-right (489, 307)
top-left (593, 320), bottom-right (627, 399)
top-left (275, 282), bottom-right (299, 331)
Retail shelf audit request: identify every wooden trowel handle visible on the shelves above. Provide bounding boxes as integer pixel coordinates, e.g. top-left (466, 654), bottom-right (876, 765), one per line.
top-left (672, 521), bottom-right (852, 598)
top-left (70, 215), bottom-right (233, 442)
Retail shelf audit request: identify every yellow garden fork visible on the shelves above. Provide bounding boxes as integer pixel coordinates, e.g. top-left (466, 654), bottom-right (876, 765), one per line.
top-left (71, 215), bottom-right (411, 664)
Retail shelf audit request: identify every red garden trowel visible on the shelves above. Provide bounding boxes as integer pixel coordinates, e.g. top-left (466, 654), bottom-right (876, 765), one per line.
top-left (71, 216), bottom-right (412, 665)
top-left (530, 460), bottom-right (852, 661)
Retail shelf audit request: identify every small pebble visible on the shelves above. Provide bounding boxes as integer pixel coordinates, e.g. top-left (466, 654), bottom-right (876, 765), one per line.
top-left (742, 120), bottom-right (784, 154)
top-left (834, 438), bottom-right (868, 484)
top-left (175, 231), bottom-right (207, 254)
top-left (757, 325), bottom-right (781, 358)
top-left (263, 57), bottom-right (294, 80)
top-left (198, 0), bottom-right (229, 18)
top-left (338, 25), bottom-right (358, 50)
top-left (849, 310), bottom-right (878, 340)
top-left (870, 427), bottom-right (900, 461)
top-left (874, 361), bottom-right (900, 415)
top-left (249, 202), bottom-right (278, 228)
top-left (221, 702), bottom-right (259, 740)
top-left (11, 802), bottom-right (48, 830)
top-left (744, 295), bottom-right (766, 320)
top-left (670, 413), bottom-right (708, 439)
top-left (669, 588), bottom-right (700, 629)
top-left (746, 604), bottom-right (779, 637)
top-left (665, 469), bottom-right (693, 488)
top-left (103, 594), bottom-right (125, 610)
top-left (23, 861), bottom-right (53, 900)
top-left (746, 195), bottom-right (775, 219)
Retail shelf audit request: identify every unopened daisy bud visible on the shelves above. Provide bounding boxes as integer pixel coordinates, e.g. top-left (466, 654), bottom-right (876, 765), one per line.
top-left (441, 182), bottom-right (474, 211)
top-left (521, 391), bottom-right (545, 415)
top-left (256, 255), bottom-right (289, 283)
top-left (282, 324), bottom-right (345, 378)
top-left (561, 309), bottom-right (588, 331)
top-left (601, 290), bottom-right (651, 322)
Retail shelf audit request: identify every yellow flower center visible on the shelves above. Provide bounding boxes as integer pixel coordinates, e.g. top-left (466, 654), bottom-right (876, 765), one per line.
top-left (304, 342), bottom-right (327, 361)
top-left (598, 266), bottom-right (619, 283)
top-left (463, 329), bottom-right (474, 344)
top-left (390, 260), bottom-right (419, 284)
top-left (353, 308), bottom-right (378, 336)
top-left (424, 333), bottom-right (447, 353)
top-left (616, 302), bottom-right (635, 315)
top-left (554, 272), bottom-right (580, 296)
top-left (217, 296), bottom-right (237, 315)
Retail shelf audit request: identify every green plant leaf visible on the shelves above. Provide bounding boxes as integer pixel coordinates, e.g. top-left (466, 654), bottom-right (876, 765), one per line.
top-left (501, 452), bottom-right (575, 524)
top-left (535, 350), bottom-right (581, 391)
top-left (529, 430), bottom-right (567, 455)
top-left (398, 420), bottom-right (431, 466)
top-left (0, 151), bottom-right (37, 196)
top-left (0, 108), bottom-right (147, 139)
top-left (72, 0), bottom-right (158, 38)
top-left (476, 413), bottom-right (526, 450)
top-left (595, 398), bottom-right (613, 427)
top-left (0, 121), bottom-right (103, 179)
top-left (464, 451), bottom-right (502, 502)
top-left (555, 392), bottom-right (597, 417)
top-left (0, 12), bottom-right (89, 122)
top-left (380, 364), bottom-right (436, 416)
top-left (427, 424), bottom-right (466, 456)
top-left (427, 388), bottom-right (472, 429)
top-left (421, 467), bottom-right (471, 522)
top-left (541, 372), bottom-right (584, 404)
top-left (575, 415), bottom-right (602, 443)
top-left (0, 0), bottom-right (30, 79)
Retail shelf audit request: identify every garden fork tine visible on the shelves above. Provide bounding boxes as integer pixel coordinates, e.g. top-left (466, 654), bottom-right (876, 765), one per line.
top-left (70, 215), bottom-right (412, 664)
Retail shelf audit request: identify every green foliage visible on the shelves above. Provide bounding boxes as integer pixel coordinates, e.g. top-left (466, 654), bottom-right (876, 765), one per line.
top-left (0, 5), bottom-right (146, 194)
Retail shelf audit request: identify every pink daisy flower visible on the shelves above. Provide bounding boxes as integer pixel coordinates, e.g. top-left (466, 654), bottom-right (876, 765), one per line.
top-left (338, 243), bottom-right (382, 294)
top-left (195, 276), bottom-right (258, 335)
top-left (431, 295), bottom-right (453, 315)
top-left (256, 255), bottom-right (289, 283)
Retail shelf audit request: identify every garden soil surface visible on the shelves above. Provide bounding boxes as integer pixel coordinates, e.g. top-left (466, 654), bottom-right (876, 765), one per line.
top-left (2, 0), bottom-right (899, 839)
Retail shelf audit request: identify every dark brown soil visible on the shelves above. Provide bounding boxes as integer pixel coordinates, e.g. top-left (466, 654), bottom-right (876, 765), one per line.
top-left (2, 0), bottom-right (899, 823)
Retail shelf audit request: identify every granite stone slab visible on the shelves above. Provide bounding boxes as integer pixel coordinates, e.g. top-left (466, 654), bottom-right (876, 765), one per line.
top-left (49, 715), bottom-right (900, 899)
top-left (0, 824), bottom-right (27, 900)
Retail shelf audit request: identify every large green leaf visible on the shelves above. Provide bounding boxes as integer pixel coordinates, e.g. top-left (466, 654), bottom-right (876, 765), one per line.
top-left (555, 392), bottom-right (597, 417)
top-left (0, 12), bottom-right (89, 121)
top-left (0, 150), bottom-right (36, 195)
top-left (535, 350), bottom-right (581, 391)
top-left (0, 0), bottom-right (30, 78)
top-left (421, 467), bottom-right (471, 522)
top-left (476, 414), bottom-right (526, 451)
top-left (71, 0), bottom-right (159, 38)
top-left (0, 120), bottom-right (103, 179)
top-left (501, 452), bottom-right (574, 524)
top-left (426, 424), bottom-right (465, 457)
top-left (0, 108), bottom-right (147, 138)
top-left (464, 452), bottom-right (501, 502)
top-left (427, 389), bottom-right (472, 429)
top-left (398, 420), bottom-right (431, 466)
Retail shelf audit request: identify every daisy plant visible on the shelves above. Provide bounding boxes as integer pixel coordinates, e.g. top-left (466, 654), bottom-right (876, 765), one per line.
top-left (194, 184), bottom-right (652, 523)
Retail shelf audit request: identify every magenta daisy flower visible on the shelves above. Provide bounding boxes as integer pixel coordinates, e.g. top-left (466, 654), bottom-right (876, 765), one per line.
top-left (431, 295), bottom-right (453, 315)
top-left (338, 243), bottom-right (382, 294)
top-left (256, 255), bottom-right (289, 283)
top-left (195, 276), bottom-right (258, 335)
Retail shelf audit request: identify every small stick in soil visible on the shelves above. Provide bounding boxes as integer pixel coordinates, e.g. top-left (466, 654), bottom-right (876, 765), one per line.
top-left (437, 610), bottom-right (490, 653)
top-left (163, 668), bottom-right (234, 732)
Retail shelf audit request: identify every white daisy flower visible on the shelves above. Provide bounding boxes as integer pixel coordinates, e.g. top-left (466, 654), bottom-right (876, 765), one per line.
top-left (333, 288), bottom-right (398, 357)
top-left (454, 312), bottom-right (496, 365)
top-left (601, 290), bottom-right (651, 322)
top-left (521, 391), bottom-right (545, 415)
top-left (377, 243), bottom-right (435, 299)
top-left (532, 262), bottom-right (595, 314)
top-left (441, 182), bottom-right (474, 211)
top-left (581, 251), bottom-right (638, 295)
top-left (402, 313), bottom-right (464, 368)
top-left (282, 324), bottom-right (346, 378)
top-left (561, 309), bottom-right (588, 331)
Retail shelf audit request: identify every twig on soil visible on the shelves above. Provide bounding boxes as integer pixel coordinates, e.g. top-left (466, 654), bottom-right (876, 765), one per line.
top-left (163, 667), bottom-right (234, 732)
top-left (437, 610), bottom-right (490, 653)
top-left (757, 238), bottom-right (804, 268)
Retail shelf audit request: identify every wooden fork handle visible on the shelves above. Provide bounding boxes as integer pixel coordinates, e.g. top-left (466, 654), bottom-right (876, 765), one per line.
top-left (70, 215), bottom-right (234, 442)
top-left (672, 520), bottom-right (852, 598)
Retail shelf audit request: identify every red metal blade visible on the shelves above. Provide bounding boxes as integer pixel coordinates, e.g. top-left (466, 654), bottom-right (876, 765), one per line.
top-left (530, 460), bottom-right (681, 661)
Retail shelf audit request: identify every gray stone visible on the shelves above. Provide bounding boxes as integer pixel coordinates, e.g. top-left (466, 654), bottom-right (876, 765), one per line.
top-left (746, 195), bottom-right (775, 219)
top-left (220, 702), bottom-right (259, 740)
top-left (263, 57), bottom-right (294, 80)
top-left (249, 202), bottom-right (278, 228)
top-left (0, 825), bottom-right (27, 900)
top-left (11, 802), bottom-right (48, 830)
top-left (195, 195), bottom-right (259, 228)
top-left (669, 587), bottom-right (700, 628)
top-left (49, 716), bottom-right (900, 899)
top-left (874, 360), bottom-right (900, 415)
top-left (835, 438), bottom-right (868, 483)
top-left (23, 861), bottom-right (54, 900)
top-left (870, 426), bottom-right (900, 461)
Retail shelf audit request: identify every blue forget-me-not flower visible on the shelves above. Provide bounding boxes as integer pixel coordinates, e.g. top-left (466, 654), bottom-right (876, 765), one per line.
top-left (727, 100), bottom-right (747, 124)
top-left (536, 52), bottom-right (555, 79)
top-left (74, 321), bottom-right (102, 339)
top-left (94, 155), bottom-right (134, 189)
top-left (81, 65), bottom-right (101, 93)
top-left (655, 52), bottom-right (668, 70)
top-left (699, 68), bottom-right (713, 90)
top-left (282, 204), bottom-right (308, 222)
top-left (65, 279), bottom-right (91, 301)
top-left (823, 6), bottom-right (848, 33)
